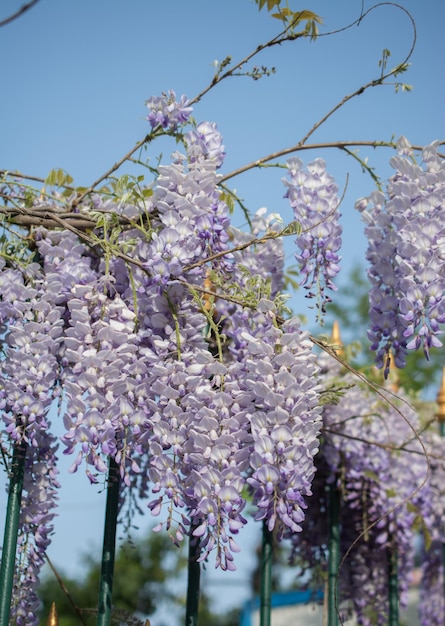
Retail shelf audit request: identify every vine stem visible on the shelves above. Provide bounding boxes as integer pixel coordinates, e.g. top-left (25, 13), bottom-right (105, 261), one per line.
top-left (0, 0), bottom-right (40, 28)
top-left (219, 140), bottom-right (399, 184)
top-left (0, 439), bottom-right (28, 626)
top-left (45, 555), bottom-right (89, 626)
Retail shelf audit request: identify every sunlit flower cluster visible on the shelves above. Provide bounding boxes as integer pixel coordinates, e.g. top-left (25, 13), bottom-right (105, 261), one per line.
top-left (146, 89), bottom-right (192, 131)
top-left (283, 157), bottom-right (342, 318)
top-left (357, 138), bottom-right (445, 373)
top-left (0, 259), bottom-right (62, 624)
top-left (1, 85), bottom-right (445, 626)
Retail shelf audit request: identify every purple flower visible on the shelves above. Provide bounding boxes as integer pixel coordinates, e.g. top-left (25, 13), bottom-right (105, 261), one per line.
top-left (284, 157), bottom-right (342, 320)
top-left (185, 121), bottom-right (226, 168)
top-left (10, 431), bottom-right (59, 626)
top-left (291, 349), bottom-right (439, 625)
top-left (358, 139), bottom-right (445, 370)
top-left (146, 90), bottom-right (192, 131)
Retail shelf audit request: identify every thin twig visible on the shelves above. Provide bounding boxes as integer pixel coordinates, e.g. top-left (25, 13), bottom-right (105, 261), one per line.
top-left (45, 555), bottom-right (89, 626)
top-left (0, 0), bottom-right (40, 28)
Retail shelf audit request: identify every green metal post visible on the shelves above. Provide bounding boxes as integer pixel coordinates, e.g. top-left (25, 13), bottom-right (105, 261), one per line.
top-left (388, 546), bottom-right (399, 626)
top-left (260, 522), bottom-right (273, 626)
top-left (436, 369), bottom-right (445, 615)
top-left (327, 483), bottom-right (340, 626)
top-left (185, 526), bottom-right (201, 626)
top-left (97, 457), bottom-right (120, 626)
top-left (0, 439), bottom-right (27, 626)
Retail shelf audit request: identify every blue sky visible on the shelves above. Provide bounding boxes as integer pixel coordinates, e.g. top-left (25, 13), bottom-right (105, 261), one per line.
top-left (1, 0), bottom-right (444, 620)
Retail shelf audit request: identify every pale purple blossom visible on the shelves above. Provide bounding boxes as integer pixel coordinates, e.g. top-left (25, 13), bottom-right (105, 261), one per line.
top-left (291, 350), bottom-right (441, 625)
top-left (146, 90), bottom-right (192, 131)
top-left (284, 157), bottom-right (342, 319)
top-left (358, 139), bottom-right (445, 372)
top-left (185, 121), bottom-right (226, 168)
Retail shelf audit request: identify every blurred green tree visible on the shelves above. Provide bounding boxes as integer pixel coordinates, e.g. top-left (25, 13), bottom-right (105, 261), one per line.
top-left (38, 531), bottom-right (240, 626)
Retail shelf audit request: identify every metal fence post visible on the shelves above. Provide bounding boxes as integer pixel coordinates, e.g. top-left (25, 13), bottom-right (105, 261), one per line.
top-left (327, 321), bottom-right (341, 626)
top-left (327, 483), bottom-right (340, 626)
top-left (0, 439), bottom-right (27, 626)
top-left (436, 367), bottom-right (445, 611)
top-left (388, 546), bottom-right (399, 626)
top-left (185, 525), bottom-right (201, 626)
top-left (97, 457), bottom-right (120, 626)
top-left (260, 522), bottom-right (273, 626)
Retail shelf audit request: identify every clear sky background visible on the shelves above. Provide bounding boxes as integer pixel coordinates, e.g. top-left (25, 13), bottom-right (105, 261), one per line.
top-left (0, 0), bottom-right (444, 622)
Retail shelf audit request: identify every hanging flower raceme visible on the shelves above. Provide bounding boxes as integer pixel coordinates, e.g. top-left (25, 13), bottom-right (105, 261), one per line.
top-left (129, 131), bottom-right (231, 294)
top-left (140, 306), bottom-right (323, 568)
top-left (357, 138), bottom-right (445, 373)
top-left (244, 314), bottom-right (322, 538)
top-left (0, 259), bottom-right (63, 446)
top-left (283, 157), bottom-right (342, 319)
top-left (207, 211), bottom-right (322, 544)
top-left (61, 280), bottom-right (143, 485)
top-left (0, 258), bottom-right (63, 626)
top-left (145, 349), bottom-right (252, 571)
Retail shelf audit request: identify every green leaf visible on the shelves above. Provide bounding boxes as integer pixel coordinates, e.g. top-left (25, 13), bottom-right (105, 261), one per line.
top-left (45, 169), bottom-right (57, 187)
top-left (363, 469), bottom-right (380, 482)
top-left (423, 526), bottom-right (432, 551)
top-left (220, 190), bottom-right (235, 214)
top-left (385, 487), bottom-right (397, 498)
top-left (279, 220), bottom-right (301, 237)
top-left (293, 9), bottom-right (323, 24)
top-left (395, 83), bottom-right (413, 93)
top-left (255, 0), bottom-right (282, 12)
top-left (44, 168), bottom-right (73, 188)
top-left (271, 7), bottom-right (294, 18)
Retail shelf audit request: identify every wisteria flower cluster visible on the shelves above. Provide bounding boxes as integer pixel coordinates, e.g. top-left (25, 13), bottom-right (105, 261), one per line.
top-left (290, 350), bottom-right (445, 626)
top-left (0, 92), bottom-right (332, 622)
top-left (146, 89), bottom-right (192, 131)
top-left (1, 84), bottom-right (444, 626)
top-left (357, 138), bottom-right (445, 373)
top-left (0, 259), bottom-right (62, 625)
top-left (283, 157), bottom-right (342, 318)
